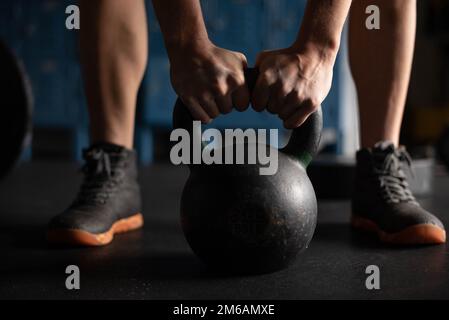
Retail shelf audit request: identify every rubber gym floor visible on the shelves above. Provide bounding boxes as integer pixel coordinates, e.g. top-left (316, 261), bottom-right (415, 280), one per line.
top-left (0, 162), bottom-right (448, 300)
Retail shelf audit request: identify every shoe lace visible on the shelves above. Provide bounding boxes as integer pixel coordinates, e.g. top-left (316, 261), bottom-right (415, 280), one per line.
top-left (373, 148), bottom-right (417, 204)
top-left (72, 148), bottom-right (126, 206)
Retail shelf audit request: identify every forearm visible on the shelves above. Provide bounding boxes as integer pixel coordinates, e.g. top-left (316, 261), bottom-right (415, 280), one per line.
top-left (151, 0), bottom-right (210, 58)
top-left (294, 0), bottom-right (352, 59)
top-left (152, 0), bottom-right (249, 121)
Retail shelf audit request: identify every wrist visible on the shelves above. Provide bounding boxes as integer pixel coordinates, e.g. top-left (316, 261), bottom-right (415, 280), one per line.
top-left (290, 38), bottom-right (339, 64)
top-left (165, 36), bottom-right (213, 59)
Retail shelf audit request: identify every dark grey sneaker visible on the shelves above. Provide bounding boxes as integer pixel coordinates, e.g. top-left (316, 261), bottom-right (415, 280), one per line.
top-left (351, 141), bottom-right (445, 245)
top-left (47, 143), bottom-right (143, 246)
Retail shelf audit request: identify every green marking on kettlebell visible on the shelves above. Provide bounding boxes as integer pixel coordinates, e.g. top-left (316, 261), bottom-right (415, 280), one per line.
top-left (297, 152), bottom-right (313, 168)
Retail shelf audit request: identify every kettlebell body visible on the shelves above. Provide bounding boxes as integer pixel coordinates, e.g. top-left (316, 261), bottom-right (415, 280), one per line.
top-left (180, 143), bottom-right (317, 274)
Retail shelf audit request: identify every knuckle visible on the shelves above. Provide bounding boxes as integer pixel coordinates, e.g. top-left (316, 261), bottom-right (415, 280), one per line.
top-left (278, 84), bottom-right (290, 97)
top-left (307, 98), bottom-right (320, 111)
top-left (296, 93), bottom-right (307, 103)
top-left (212, 84), bottom-right (227, 97)
top-left (230, 72), bottom-right (245, 86)
top-left (238, 52), bottom-right (247, 63)
top-left (209, 77), bottom-right (221, 88)
top-left (261, 70), bottom-right (272, 79)
top-left (199, 93), bottom-right (213, 104)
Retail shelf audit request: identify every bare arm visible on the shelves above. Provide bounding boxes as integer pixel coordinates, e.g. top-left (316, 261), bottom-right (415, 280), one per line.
top-left (152, 0), bottom-right (208, 51)
top-left (296, 0), bottom-right (351, 54)
top-left (253, 0), bottom-right (352, 128)
top-left (152, 0), bottom-right (249, 123)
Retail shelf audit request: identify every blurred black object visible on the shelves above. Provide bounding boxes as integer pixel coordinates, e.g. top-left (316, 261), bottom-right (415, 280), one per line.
top-left (437, 126), bottom-right (449, 172)
top-left (426, 0), bottom-right (449, 36)
top-left (0, 40), bottom-right (33, 179)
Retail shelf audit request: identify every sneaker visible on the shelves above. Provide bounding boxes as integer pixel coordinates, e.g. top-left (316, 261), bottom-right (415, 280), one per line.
top-left (47, 143), bottom-right (143, 246)
top-left (351, 141), bottom-right (445, 245)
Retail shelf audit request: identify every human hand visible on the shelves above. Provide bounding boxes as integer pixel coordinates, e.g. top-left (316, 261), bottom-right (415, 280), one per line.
top-left (169, 41), bottom-right (250, 123)
top-left (252, 46), bottom-right (335, 128)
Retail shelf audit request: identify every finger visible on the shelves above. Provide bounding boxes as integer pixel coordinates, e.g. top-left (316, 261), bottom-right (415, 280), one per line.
top-left (267, 82), bottom-right (290, 115)
top-left (238, 52), bottom-right (248, 69)
top-left (266, 93), bottom-right (278, 114)
top-left (232, 84), bottom-right (250, 111)
top-left (199, 94), bottom-right (220, 119)
top-left (226, 71), bottom-right (250, 111)
top-left (251, 75), bottom-right (271, 112)
top-left (284, 99), bottom-right (316, 129)
top-left (211, 78), bottom-right (233, 114)
top-left (279, 91), bottom-right (303, 121)
top-left (215, 94), bottom-right (233, 114)
top-left (183, 97), bottom-right (211, 124)
top-left (255, 51), bottom-right (269, 67)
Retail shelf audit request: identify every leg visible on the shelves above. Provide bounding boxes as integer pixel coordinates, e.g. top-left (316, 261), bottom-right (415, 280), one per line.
top-left (47, 1), bottom-right (147, 246)
top-left (80, 0), bottom-right (148, 148)
top-left (349, 1), bottom-right (445, 245)
top-left (349, 0), bottom-right (416, 148)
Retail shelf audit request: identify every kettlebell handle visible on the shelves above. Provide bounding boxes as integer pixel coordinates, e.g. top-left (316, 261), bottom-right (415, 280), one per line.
top-left (172, 67), bottom-right (322, 167)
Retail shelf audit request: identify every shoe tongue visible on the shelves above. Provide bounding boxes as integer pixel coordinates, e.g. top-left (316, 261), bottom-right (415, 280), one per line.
top-left (88, 142), bottom-right (126, 154)
top-left (372, 141), bottom-right (396, 155)
top-left (83, 143), bottom-right (130, 175)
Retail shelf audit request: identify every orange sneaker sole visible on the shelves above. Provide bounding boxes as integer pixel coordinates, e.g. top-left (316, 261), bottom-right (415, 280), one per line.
top-left (47, 213), bottom-right (144, 247)
top-left (351, 215), bottom-right (446, 245)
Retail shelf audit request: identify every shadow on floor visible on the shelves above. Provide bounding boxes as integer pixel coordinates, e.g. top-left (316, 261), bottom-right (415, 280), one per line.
top-left (2, 221), bottom-right (443, 285)
top-left (314, 222), bottom-right (381, 249)
top-left (0, 224), bottom-right (242, 282)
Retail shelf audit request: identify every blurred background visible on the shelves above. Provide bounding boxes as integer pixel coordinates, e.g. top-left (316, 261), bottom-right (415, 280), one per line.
top-left (1, 0), bottom-right (449, 195)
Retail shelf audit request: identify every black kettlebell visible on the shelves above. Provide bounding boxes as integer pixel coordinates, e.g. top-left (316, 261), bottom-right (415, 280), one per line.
top-left (173, 68), bottom-right (322, 274)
